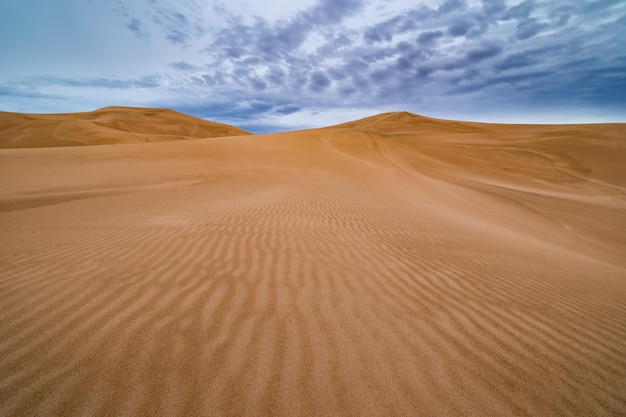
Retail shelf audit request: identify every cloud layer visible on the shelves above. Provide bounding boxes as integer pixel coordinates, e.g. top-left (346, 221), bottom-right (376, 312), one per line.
top-left (1, 0), bottom-right (624, 131)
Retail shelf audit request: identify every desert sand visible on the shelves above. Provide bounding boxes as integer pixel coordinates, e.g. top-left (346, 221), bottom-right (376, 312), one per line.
top-left (0, 106), bottom-right (250, 148)
top-left (0, 109), bottom-right (625, 416)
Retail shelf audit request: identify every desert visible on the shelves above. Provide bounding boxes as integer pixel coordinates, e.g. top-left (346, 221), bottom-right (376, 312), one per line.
top-left (0, 108), bottom-right (624, 416)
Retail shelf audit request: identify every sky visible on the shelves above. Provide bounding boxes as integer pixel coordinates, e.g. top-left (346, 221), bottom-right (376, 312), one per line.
top-left (1, 0), bottom-right (625, 132)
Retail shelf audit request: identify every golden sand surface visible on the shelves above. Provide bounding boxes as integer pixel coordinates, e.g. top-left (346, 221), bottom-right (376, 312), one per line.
top-left (0, 110), bottom-right (625, 416)
top-left (0, 106), bottom-right (250, 148)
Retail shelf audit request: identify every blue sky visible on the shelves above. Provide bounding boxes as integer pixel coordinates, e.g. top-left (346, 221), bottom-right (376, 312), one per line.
top-left (1, 0), bottom-right (625, 132)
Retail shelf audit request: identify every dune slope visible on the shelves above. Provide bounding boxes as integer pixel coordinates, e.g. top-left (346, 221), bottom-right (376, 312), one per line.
top-left (0, 112), bottom-right (625, 416)
top-left (0, 106), bottom-right (251, 148)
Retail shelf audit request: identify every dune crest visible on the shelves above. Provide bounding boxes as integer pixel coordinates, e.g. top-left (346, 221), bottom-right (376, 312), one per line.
top-left (0, 110), bottom-right (625, 416)
top-left (0, 106), bottom-right (251, 148)
top-left (329, 111), bottom-right (494, 132)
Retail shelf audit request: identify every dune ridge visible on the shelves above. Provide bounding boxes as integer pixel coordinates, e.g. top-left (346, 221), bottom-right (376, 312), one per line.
top-left (0, 106), bottom-right (251, 148)
top-left (0, 111), bottom-right (625, 416)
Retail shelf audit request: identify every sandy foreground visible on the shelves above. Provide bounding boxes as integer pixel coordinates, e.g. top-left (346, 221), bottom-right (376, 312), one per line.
top-left (0, 112), bottom-right (625, 416)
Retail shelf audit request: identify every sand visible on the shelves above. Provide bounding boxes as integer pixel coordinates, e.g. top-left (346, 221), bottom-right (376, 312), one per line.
top-left (0, 106), bottom-right (251, 148)
top-left (0, 110), bottom-right (625, 416)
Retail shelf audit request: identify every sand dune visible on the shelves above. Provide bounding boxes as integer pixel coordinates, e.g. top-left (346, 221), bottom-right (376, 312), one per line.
top-left (0, 106), bottom-right (250, 148)
top-left (0, 111), bottom-right (625, 416)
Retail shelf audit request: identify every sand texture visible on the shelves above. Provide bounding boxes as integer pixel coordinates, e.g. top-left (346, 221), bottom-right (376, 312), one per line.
top-left (0, 111), bottom-right (625, 416)
top-left (0, 106), bottom-right (251, 148)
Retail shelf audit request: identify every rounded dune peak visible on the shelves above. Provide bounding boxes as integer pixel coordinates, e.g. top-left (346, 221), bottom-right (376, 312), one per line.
top-left (325, 110), bottom-right (479, 133)
top-left (0, 106), bottom-right (251, 148)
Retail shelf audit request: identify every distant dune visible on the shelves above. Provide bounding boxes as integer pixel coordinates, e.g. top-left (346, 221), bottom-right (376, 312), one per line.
top-left (328, 111), bottom-right (626, 188)
top-left (329, 110), bottom-right (473, 131)
top-left (0, 110), bottom-right (625, 416)
top-left (0, 106), bottom-right (251, 148)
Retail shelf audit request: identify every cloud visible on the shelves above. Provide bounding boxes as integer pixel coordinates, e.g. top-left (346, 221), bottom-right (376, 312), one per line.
top-left (275, 105), bottom-right (301, 115)
top-left (495, 52), bottom-right (537, 70)
top-left (501, 0), bottom-right (536, 21)
top-left (149, 3), bottom-right (207, 46)
top-left (166, 30), bottom-right (188, 44)
top-left (157, 12), bottom-right (191, 44)
top-left (209, 0), bottom-right (365, 62)
top-left (364, 25), bottom-right (394, 44)
top-left (103, 0), bottom-right (129, 17)
top-left (584, 0), bottom-right (624, 13)
top-left (466, 44), bottom-right (503, 62)
top-left (447, 20), bottom-right (472, 37)
top-left (33, 76), bottom-right (161, 89)
top-left (362, 15), bottom-right (418, 45)
top-left (0, 84), bottom-right (60, 100)
top-left (250, 77), bottom-right (268, 91)
top-left (515, 18), bottom-right (547, 40)
top-left (438, 0), bottom-right (467, 15)
top-left (417, 30), bottom-right (444, 46)
top-left (482, 0), bottom-right (507, 16)
top-left (495, 71), bottom-right (553, 85)
top-left (126, 19), bottom-right (149, 39)
top-left (309, 71), bottom-right (332, 92)
top-left (170, 61), bottom-right (196, 71)
top-left (307, 0), bottom-right (365, 25)
top-left (150, 0), bottom-right (626, 128)
top-left (2, 0), bottom-right (626, 131)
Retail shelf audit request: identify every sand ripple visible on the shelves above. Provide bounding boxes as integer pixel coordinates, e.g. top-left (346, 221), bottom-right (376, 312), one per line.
top-left (1, 117), bottom-right (625, 416)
